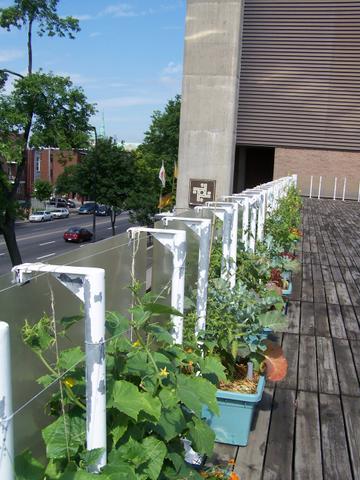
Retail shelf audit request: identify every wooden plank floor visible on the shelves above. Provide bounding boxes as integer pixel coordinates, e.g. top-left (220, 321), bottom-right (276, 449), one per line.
top-left (212, 199), bottom-right (360, 480)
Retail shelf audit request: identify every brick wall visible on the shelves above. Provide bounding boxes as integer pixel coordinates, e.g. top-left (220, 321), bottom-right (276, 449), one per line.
top-left (274, 148), bottom-right (360, 200)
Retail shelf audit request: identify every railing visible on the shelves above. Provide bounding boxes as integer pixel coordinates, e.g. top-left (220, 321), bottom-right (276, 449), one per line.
top-left (0, 175), bottom-right (296, 478)
top-left (305, 175), bottom-right (360, 201)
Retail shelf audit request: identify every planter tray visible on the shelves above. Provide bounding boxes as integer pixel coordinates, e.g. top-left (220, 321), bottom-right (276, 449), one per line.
top-left (203, 376), bottom-right (265, 446)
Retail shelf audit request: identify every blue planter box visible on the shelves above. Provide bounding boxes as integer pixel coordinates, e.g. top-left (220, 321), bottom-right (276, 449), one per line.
top-left (203, 376), bottom-right (265, 446)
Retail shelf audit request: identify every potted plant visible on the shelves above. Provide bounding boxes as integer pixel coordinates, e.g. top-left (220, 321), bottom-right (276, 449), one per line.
top-left (185, 279), bottom-right (288, 447)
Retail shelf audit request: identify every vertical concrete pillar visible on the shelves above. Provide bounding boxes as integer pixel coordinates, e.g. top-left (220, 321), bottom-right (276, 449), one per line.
top-left (176, 0), bottom-right (244, 211)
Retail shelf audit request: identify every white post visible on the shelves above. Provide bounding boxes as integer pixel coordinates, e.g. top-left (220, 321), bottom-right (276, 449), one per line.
top-left (309, 175), bottom-right (313, 198)
top-left (358, 183), bottom-right (360, 202)
top-left (333, 177), bottom-right (338, 200)
top-left (128, 228), bottom-right (186, 344)
top-left (0, 323), bottom-right (14, 480)
top-left (195, 205), bottom-right (234, 286)
top-left (12, 264), bottom-right (106, 473)
top-left (342, 177), bottom-right (347, 201)
top-left (162, 217), bottom-right (211, 336)
top-left (318, 176), bottom-right (322, 199)
top-left (222, 195), bottom-right (250, 251)
top-left (206, 202), bottom-right (238, 288)
top-left (249, 201), bottom-right (257, 252)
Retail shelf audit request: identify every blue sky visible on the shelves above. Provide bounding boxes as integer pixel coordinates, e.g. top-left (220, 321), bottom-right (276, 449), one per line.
top-left (0, 0), bottom-right (186, 143)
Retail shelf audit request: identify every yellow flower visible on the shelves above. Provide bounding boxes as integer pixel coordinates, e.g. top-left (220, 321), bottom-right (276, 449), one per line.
top-left (63, 377), bottom-right (76, 388)
top-left (159, 367), bottom-right (169, 377)
top-left (132, 340), bottom-right (141, 347)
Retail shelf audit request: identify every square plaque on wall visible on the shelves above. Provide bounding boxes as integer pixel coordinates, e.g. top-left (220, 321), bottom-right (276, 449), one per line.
top-left (188, 179), bottom-right (216, 206)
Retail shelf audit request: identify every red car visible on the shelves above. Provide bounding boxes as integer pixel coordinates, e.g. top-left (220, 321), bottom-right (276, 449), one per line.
top-left (64, 227), bottom-right (93, 243)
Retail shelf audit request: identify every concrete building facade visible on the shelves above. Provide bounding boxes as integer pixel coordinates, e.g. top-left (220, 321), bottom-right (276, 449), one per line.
top-left (177, 0), bottom-right (360, 207)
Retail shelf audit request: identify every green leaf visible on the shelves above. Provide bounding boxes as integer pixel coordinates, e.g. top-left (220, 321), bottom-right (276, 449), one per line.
top-left (60, 314), bottom-right (84, 331)
top-left (42, 415), bottom-right (86, 459)
top-left (57, 347), bottom-right (84, 371)
top-left (154, 406), bottom-right (186, 441)
top-left (105, 311), bottom-right (130, 336)
top-left (128, 306), bottom-right (152, 327)
top-left (100, 463), bottom-right (137, 479)
top-left (142, 437), bottom-right (167, 480)
top-left (109, 381), bottom-right (161, 421)
top-left (124, 351), bottom-right (156, 377)
top-left (258, 311), bottom-right (288, 331)
top-left (143, 303), bottom-right (183, 317)
top-left (147, 324), bottom-right (174, 344)
top-left (37, 373), bottom-right (56, 388)
top-left (112, 437), bottom-right (146, 466)
top-left (176, 375), bottom-right (219, 417)
top-left (79, 448), bottom-right (105, 468)
top-left (199, 356), bottom-right (227, 385)
top-left (187, 417), bottom-right (215, 456)
top-left (111, 414), bottom-right (129, 445)
top-left (15, 450), bottom-right (45, 480)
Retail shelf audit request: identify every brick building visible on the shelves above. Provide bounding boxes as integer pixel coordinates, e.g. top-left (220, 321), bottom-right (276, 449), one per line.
top-left (176, 0), bottom-right (360, 209)
top-left (25, 149), bottom-right (84, 198)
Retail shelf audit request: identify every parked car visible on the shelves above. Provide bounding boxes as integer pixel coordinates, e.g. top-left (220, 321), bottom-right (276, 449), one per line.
top-left (51, 208), bottom-right (69, 219)
top-left (78, 203), bottom-right (96, 214)
top-left (29, 210), bottom-right (53, 222)
top-left (66, 199), bottom-right (76, 209)
top-left (63, 227), bottom-right (93, 242)
top-left (49, 198), bottom-right (67, 208)
top-left (96, 205), bottom-right (111, 216)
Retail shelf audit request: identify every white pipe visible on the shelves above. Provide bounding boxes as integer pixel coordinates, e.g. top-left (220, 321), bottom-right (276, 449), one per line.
top-left (333, 177), bottom-right (337, 200)
top-left (162, 217), bottom-right (211, 336)
top-left (12, 263), bottom-right (107, 472)
top-left (249, 203), bottom-right (257, 252)
top-left (318, 176), bottom-right (322, 200)
top-left (0, 322), bottom-right (14, 480)
top-left (128, 228), bottom-right (186, 344)
top-left (358, 183), bottom-right (360, 202)
top-left (342, 177), bottom-right (347, 201)
top-left (309, 175), bottom-right (313, 198)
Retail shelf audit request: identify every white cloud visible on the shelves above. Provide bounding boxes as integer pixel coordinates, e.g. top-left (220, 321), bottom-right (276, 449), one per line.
top-left (0, 49), bottom-right (23, 63)
top-left (89, 31), bottom-right (102, 38)
top-left (103, 4), bottom-right (137, 17)
top-left (96, 96), bottom-right (161, 108)
top-left (73, 14), bottom-right (93, 21)
top-left (163, 62), bottom-right (182, 75)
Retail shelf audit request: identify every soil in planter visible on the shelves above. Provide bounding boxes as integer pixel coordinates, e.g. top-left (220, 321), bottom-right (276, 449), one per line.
top-left (219, 364), bottom-right (260, 394)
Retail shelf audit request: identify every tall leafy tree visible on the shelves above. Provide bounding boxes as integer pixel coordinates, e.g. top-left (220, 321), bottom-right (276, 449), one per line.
top-left (0, 1), bottom-right (94, 266)
top-left (64, 137), bottom-right (136, 235)
top-left (126, 95), bottom-right (181, 225)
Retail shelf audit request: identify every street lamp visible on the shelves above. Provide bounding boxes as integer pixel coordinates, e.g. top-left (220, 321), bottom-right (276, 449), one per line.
top-left (90, 126), bottom-right (98, 242)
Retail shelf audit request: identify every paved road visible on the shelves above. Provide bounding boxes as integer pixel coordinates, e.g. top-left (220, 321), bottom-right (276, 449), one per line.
top-left (0, 212), bottom-right (132, 277)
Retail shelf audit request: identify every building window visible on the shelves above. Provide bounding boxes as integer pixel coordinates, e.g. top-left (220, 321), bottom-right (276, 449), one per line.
top-left (34, 151), bottom-right (41, 180)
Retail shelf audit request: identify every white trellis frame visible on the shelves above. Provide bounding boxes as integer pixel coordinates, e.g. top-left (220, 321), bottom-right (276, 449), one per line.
top-left (230, 193), bottom-right (259, 252)
top-left (161, 217), bottom-right (211, 336)
top-left (128, 227), bottom-right (186, 344)
top-left (195, 203), bottom-right (235, 287)
top-left (12, 263), bottom-right (107, 473)
top-left (222, 195), bottom-right (250, 251)
top-left (239, 189), bottom-right (267, 242)
top-left (0, 322), bottom-right (14, 480)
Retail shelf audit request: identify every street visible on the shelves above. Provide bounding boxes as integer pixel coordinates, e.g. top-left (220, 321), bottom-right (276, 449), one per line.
top-left (0, 212), bottom-right (132, 277)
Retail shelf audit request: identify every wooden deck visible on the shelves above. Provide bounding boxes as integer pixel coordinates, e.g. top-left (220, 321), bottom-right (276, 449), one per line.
top-left (212, 198), bottom-right (360, 480)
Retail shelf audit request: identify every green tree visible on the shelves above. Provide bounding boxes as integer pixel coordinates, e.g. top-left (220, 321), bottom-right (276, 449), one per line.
top-left (33, 179), bottom-right (52, 204)
top-left (0, 1), bottom-right (94, 266)
top-left (126, 95), bottom-right (181, 225)
top-left (76, 137), bottom-right (136, 235)
top-left (55, 164), bottom-right (81, 197)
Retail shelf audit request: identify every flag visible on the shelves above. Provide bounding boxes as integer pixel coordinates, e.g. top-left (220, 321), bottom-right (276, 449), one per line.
top-left (173, 161), bottom-right (178, 179)
top-left (159, 161), bottom-right (166, 188)
top-left (158, 192), bottom-right (173, 209)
